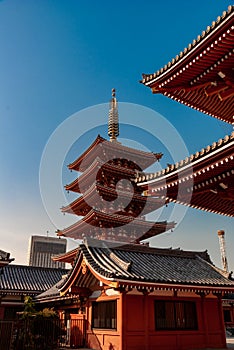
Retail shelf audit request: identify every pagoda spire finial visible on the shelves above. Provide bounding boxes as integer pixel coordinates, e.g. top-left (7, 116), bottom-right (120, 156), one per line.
top-left (108, 88), bottom-right (119, 142)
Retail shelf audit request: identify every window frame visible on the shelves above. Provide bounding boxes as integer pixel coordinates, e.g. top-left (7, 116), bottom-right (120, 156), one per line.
top-left (154, 300), bottom-right (198, 331)
top-left (223, 309), bottom-right (232, 323)
top-left (91, 300), bottom-right (117, 330)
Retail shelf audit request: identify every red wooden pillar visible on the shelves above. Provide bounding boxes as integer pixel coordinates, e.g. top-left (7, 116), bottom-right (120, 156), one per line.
top-left (232, 304), bottom-right (234, 324)
top-left (215, 292), bottom-right (227, 348)
top-left (143, 291), bottom-right (149, 350)
top-left (0, 305), bottom-right (4, 320)
top-left (121, 290), bottom-right (127, 350)
top-left (199, 292), bottom-right (209, 347)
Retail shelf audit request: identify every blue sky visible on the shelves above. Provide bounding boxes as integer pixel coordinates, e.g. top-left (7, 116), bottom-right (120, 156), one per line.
top-left (0, 1), bottom-right (233, 270)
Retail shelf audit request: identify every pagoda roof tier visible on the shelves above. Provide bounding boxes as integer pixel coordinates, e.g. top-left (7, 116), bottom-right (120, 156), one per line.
top-left (68, 135), bottom-right (162, 172)
top-left (62, 182), bottom-right (166, 216)
top-left (141, 5), bottom-right (234, 124)
top-left (65, 157), bottom-right (138, 193)
top-left (136, 132), bottom-right (234, 217)
top-left (57, 209), bottom-right (175, 243)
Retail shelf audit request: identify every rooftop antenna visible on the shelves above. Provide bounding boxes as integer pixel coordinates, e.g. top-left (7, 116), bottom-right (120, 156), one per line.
top-left (108, 88), bottom-right (119, 142)
top-left (217, 230), bottom-right (228, 272)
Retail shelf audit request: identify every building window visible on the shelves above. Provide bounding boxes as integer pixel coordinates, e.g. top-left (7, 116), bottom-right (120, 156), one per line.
top-left (92, 300), bottom-right (117, 329)
top-left (155, 300), bottom-right (198, 330)
top-left (224, 309), bottom-right (232, 323)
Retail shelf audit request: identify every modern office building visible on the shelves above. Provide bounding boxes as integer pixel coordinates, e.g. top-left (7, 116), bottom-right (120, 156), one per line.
top-left (28, 235), bottom-right (67, 268)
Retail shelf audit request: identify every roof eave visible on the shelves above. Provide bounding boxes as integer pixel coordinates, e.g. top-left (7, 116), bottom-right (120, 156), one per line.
top-left (141, 6), bottom-right (234, 87)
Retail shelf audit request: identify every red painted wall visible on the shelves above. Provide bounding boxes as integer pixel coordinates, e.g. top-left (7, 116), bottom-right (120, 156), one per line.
top-left (122, 294), bottom-right (226, 350)
top-left (0, 306), bottom-right (4, 320)
top-left (85, 291), bottom-right (227, 350)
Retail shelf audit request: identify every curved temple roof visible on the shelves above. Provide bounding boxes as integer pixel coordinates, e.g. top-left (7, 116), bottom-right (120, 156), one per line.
top-left (136, 132), bottom-right (234, 217)
top-left (65, 157), bottom-right (137, 193)
top-left (141, 5), bottom-right (234, 124)
top-left (0, 265), bottom-right (68, 296)
top-left (57, 208), bottom-right (175, 243)
top-left (62, 182), bottom-right (165, 216)
top-left (68, 135), bottom-right (162, 172)
top-left (37, 239), bottom-right (234, 302)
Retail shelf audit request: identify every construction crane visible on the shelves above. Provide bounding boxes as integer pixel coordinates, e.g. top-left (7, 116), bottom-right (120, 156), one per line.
top-left (217, 230), bottom-right (229, 272)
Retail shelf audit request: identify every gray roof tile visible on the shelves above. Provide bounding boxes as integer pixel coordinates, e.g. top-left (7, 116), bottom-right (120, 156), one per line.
top-left (35, 277), bottom-right (67, 301)
top-left (37, 240), bottom-right (234, 302)
top-left (81, 239), bottom-right (234, 287)
top-left (0, 264), bottom-right (68, 295)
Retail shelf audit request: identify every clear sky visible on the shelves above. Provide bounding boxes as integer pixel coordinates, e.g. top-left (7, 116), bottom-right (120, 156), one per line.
top-left (0, 1), bottom-right (233, 271)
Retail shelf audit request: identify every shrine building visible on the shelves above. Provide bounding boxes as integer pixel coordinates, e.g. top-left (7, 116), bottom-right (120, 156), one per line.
top-left (36, 79), bottom-right (234, 350)
top-left (136, 3), bottom-right (234, 340)
top-left (0, 264), bottom-right (68, 321)
top-left (35, 5), bottom-right (234, 350)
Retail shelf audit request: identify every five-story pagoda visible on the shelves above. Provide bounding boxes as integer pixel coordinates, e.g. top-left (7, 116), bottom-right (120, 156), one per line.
top-left (57, 90), bottom-right (175, 243)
